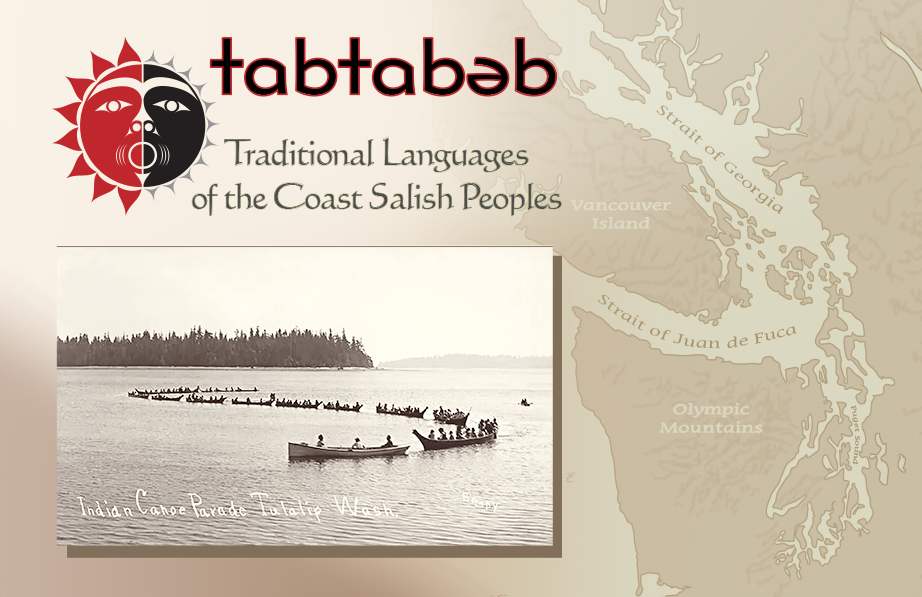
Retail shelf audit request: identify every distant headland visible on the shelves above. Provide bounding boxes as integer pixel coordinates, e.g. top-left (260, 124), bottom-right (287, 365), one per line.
top-left (379, 354), bottom-right (551, 369)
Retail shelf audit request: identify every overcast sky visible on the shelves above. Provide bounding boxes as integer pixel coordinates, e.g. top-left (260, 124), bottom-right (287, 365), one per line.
top-left (57, 247), bottom-right (553, 363)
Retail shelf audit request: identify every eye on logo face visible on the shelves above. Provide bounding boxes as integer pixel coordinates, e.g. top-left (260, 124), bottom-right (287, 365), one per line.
top-left (55, 40), bottom-right (215, 212)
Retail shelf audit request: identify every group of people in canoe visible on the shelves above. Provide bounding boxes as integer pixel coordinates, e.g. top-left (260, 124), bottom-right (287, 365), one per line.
top-left (186, 394), bottom-right (227, 404)
top-left (324, 401), bottom-right (363, 412)
top-left (426, 418), bottom-right (498, 441)
top-left (433, 406), bottom-right (466, 420)
top-left (201, 386), bottom-right (258, 393)
top-left (130, 386), bottom-right (196, 396)
top-left (479, 418), bottom-right (499, 435)
top-left (274, 394), bottom-right (322, 409)
top-left (315, 434), bottom-right (395, 449)
top-left (132, 392), bottom-right (216, 402)
top-left (129, 385), bottom-right (257, 397)
top-left (232, 396), bottom-right (275, 406)
top-left (376, 403), bottom-right (427, 417)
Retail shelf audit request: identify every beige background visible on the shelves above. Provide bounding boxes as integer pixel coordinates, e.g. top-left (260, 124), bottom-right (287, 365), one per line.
top-left (3, 1), bottom-right (620, 595)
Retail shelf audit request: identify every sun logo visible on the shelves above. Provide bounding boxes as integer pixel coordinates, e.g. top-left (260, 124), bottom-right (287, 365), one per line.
top-left (55, 40), bottom-right (215, 212)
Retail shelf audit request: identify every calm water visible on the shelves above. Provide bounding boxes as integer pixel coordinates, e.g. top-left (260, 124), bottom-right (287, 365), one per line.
top-left (57, 367), bottom-right (553, 546)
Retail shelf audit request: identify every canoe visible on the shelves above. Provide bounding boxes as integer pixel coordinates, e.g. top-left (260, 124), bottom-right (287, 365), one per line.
top-left (187, 395), bottom-right (227, 404)
top-left (287, 442), bottom-right (409, 459)
top-left (411, 429), bottom-right (496, 451)
top-left (376, 406), bottom-right (428, 418)
top-left (276, 400), bottom-right (322, 409)
top-left (433, 412), bottom-right (469, 426)
top-left (323, 404), bottom-right (363, 412)
top-left (232, 397), bottom-right (275, 406)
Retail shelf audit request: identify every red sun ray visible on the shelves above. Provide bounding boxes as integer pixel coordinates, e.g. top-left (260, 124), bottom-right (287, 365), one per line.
top-left (118, 187), bottom-right (142, 213)
top-left (54, 128), bottom-right (81, 152)
top-left (91, 53), bottom-right (115, 78)
top-left (54, 102), bottom-right (80, 125)
top-left (118, 40), bottom-right (140, 65)
top-left (67, 77), bottom-right (94, 100)
top-left (92, 175), bottom-right (116, 200)
top-left (62, 41), bottom-right (153, 213)
top-left (68, 154), bottom-right (95, 177)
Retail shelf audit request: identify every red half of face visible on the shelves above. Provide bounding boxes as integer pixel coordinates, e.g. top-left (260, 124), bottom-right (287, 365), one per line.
top-left (79, 65), bottom-right (143, 188)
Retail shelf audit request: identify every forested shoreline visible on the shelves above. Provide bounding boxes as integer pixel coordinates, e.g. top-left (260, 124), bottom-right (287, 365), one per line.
top-left (57, 327), bottom-right (374, 368)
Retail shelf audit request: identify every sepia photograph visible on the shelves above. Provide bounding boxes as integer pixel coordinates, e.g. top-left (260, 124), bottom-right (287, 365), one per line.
top-left (56, 246), bottom-right (556, 551)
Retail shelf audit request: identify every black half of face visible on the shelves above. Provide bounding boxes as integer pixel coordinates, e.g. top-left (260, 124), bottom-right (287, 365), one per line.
top-left (142, 65), bottom-right (206, 187)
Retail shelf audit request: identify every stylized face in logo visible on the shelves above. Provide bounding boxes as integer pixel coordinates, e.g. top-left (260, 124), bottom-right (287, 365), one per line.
top-left (140, 66), bottom-right (207, 187)
top-left (57, 41), bottom-right (212, 212)
top-left (79, 65), bottom-right (206, 189)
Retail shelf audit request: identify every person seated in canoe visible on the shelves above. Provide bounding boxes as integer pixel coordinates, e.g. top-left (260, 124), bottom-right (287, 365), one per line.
top-left (317, 434), bottom-right (324, 447)
top-left (351, 437), bottom-right (364, 449)
top-left (448, 431), bottom-right (455, 440)
top-left (428, 430), bottom-right (436, 440)
top-left (438, 428), bottom-right (447, 440)
top-left (382, 435), bottom-right (394, 448)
